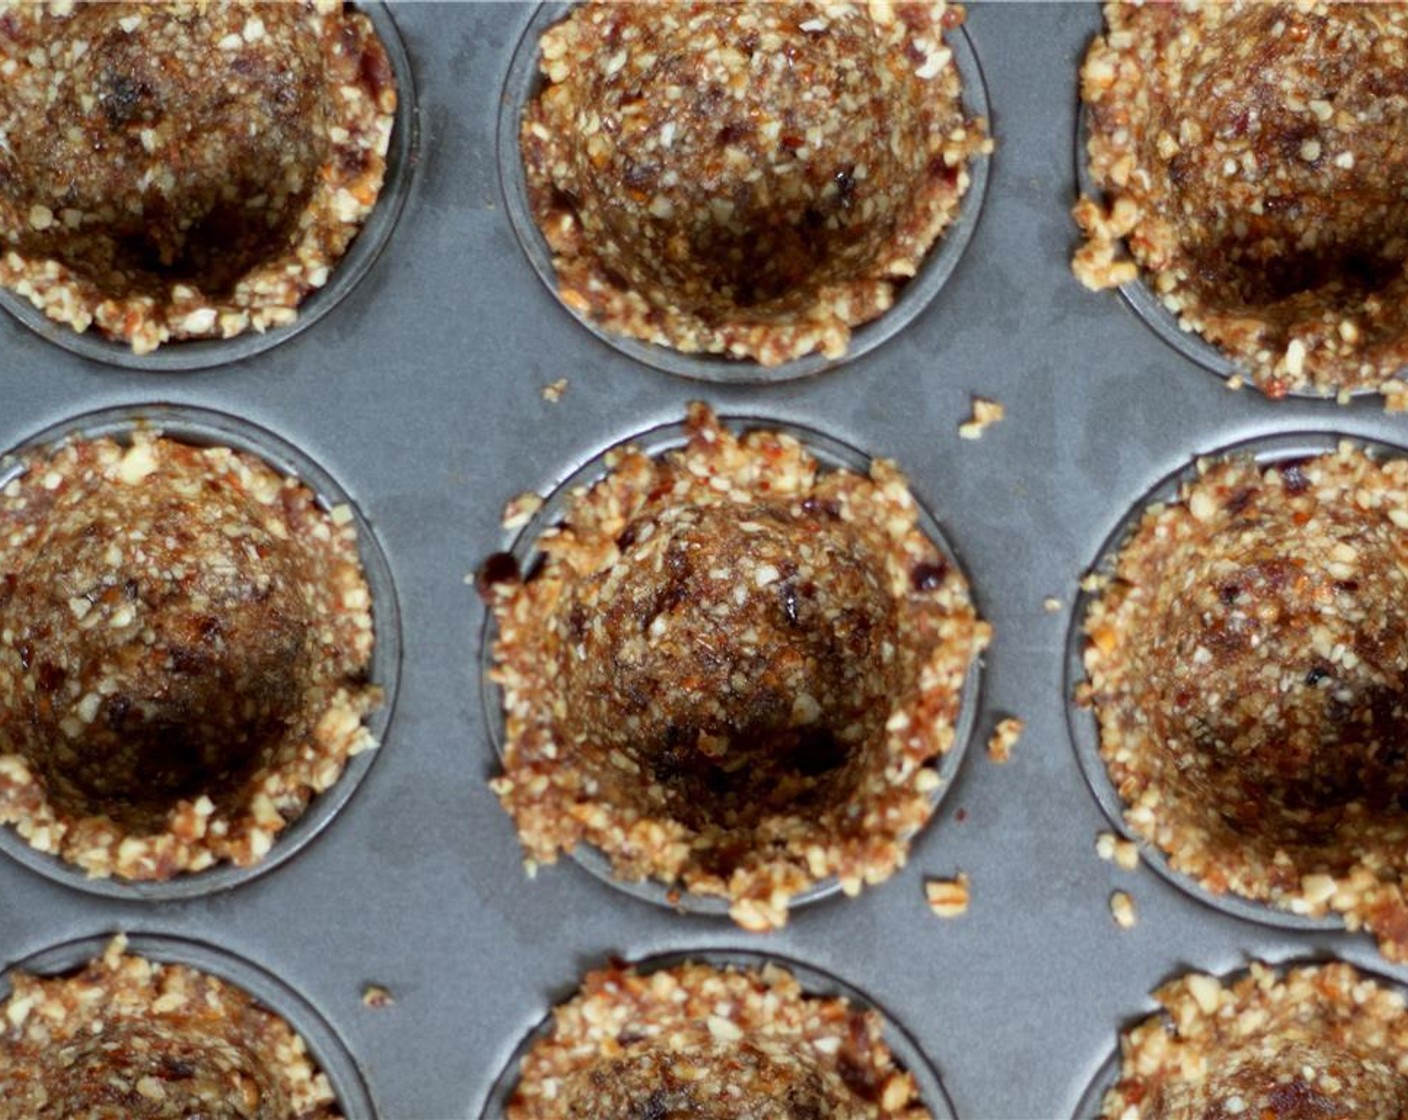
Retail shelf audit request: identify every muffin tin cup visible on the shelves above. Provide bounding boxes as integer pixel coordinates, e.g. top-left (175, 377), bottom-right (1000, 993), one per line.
top-left (0, 403), bottom-right (402, 901)
top-left (1072, 105), bottom-right (1381, 403)
top-left (0, 1), bottom-right (419, 374)
top-left (480, 412), bottom-right (984, 921)
top-left (478, 946), bottom-right (956, 1120)
top-left (498, 1), bottom-right (992, 384)
top-left (1065, 428), bottom-right (1408, 935)
top-left (1, 930), bottom-right (376, 1119)
top-left (1069, 953), bottom-right (1408, 1119)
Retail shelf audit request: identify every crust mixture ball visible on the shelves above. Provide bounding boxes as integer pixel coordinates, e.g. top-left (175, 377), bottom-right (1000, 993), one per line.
top-left (1074, 2), bottom-right (1408, 399)
top-left (521, 1), bottom-right (988, 366)
top-left (0, 0), bottom-right (396, 354)
top-left (0, 432), bottom-right (379, 881)
top-left (1101, 962), bottom-right (1408, 1120)
top-left (0, 936), bottom-right (340, 1119)
top-left (507, 961), bottom-right (930, 1120)
top-left (487, 404), bottom-right (987, 931)
top-left (1081, 445), bottom-right (1408, 961)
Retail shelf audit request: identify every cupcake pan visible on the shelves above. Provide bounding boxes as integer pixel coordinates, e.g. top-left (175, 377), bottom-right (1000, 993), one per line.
top-left (1, 4), bottom-right (1406, 1118)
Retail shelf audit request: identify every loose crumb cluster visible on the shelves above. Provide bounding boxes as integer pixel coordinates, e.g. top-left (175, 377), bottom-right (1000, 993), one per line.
top-left (1102, 962), bottom-right (1408, 1119)
top-left (924, 872), bottom-right (969, 918)
top-left (958, 397), bottom-right (1004, 441)
top-left (1074, 2), bottom-right (1408, 399)
top-left (508, 960), bottom-right (930, 1119)
top-left (1081, 445), bottom-right (1408, 961)
top-left (0, 935), bottom-right (340, 1119)
top-left (1109, 890), bottom-right (1137, 930)
top-left (521, 0), bottom-right (988, 366)
top-left (1096, 831), bottom-right (1140, 872)
top-left (487, 404), bottom-right (988, 930)
top-left (985, 716), bottom-right (1022, 763)
top-left (0, 431), bottom-right (379, 881)
top-left (0, 0), bottom-right (396, 354)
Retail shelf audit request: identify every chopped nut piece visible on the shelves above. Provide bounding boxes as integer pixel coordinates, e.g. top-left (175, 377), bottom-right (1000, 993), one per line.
top-left (924, 872), bottom-right (970, 917)
top-left (985, 717), bottom-right (1022, 764)
top-left (501, 491), bottom-right (545, 531)
top-left (541, 377), bottom-right (569, 403)
top-left (361, 984), bottom-right (394, 1009)
top-left (507, 961), bottom-right (929, 1119)
top-left (1096, 831), bottom-right (1141, 872)
top-left (1109, 889), bottom-right (1137, 929)
top-left (1043, 596), bottom-right (1063, 613)
top-left (958, 397), bottom-right (1005, 440)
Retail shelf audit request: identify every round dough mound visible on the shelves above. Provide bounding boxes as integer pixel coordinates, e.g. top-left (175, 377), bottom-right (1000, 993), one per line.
top-left (523, 1), bottom-right (984, 365)
top-left (1082, 446), bottom-right (1408, 960)
top-left (1075, 2), bottom-right (1408, 397)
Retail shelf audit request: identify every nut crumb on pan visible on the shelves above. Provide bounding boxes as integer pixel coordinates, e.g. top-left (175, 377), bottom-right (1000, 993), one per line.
top-left (360, 984), bottom-right (393, 1009)
top-left (487, 403), bottom-right (988, 930)
top-left (957, 397), bottom-right (1004, 440)
top-left (1081, 444), bottom-right (1408, 962)
top-left (1101, 962), bottom-right (1408, 1120)
top-left (1095, 831), bottom-right (1139, 872)
top-left (1074, 2), bottom-right (1408, 400)
top-left (924, 872), bottom-right (969, 918)
top-left (0, 431), bottom-right (379, 881)
top-left (541, 378), bottom-right (568, 404)
top-left (985, 716), bottom-right (1022, 764)
top-left (521, 1), bottom-right (988, 367)
top-left (500, 491), bottom-right (544, 532)
top-left (0, 934), bottom-right (341, 1119)
top-left (507, 960), bottom-right (930, 1119)
top-left (1044, 596), bottom-right (1062, 613)
top-left (1109, 889), bottom-right (1137, 929)
top-left (0, 1), bottom-right (396, 354)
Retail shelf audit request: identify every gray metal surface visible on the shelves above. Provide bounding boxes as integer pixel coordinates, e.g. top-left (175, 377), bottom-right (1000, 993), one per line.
top-left (0, 4), bottom-right (1405, 1119)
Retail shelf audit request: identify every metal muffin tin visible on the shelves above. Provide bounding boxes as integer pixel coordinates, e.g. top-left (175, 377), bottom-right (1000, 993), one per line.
top-left (1, 4), bottom-right (1406, 1118)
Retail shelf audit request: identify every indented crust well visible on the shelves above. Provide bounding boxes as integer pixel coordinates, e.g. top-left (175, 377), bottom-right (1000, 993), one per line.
top-left (0, 1), bottom-right (396, 354)
top-left (487, 404), bottom-right (988, 930)
top-left (0, 431), bottom-right (380, 881)
top-left (521, 0), bottom-right (988, 366)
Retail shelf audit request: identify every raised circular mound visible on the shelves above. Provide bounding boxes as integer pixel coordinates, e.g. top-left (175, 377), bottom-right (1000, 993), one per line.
top-left (0, 432), bottom-right (379, 880)
top-left (1074, 2), bottom-right (1408, 398)
top-left (487, 404), bottom-right (986, 930)
top-left (1101, 962), bottom-right (1408, 1120)
top-left (0, 1), bottom-right (396, 353)
top-left (1081, 444), bottom-right (1408, 959)
top-left (0, 936), bottom-right (341, 1120)
top-left (507, 960), bottom-right (929, 1120)
top-left (521, 0), bottom-right (986, 366)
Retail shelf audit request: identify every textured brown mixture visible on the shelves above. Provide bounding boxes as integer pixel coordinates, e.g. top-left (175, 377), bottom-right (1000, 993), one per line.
top-left (1074, 2), bottom-right (1408, 399)
top-left (1102, 962), bottom-right (1408, 1120)
top-left (521, 1), bottom-right (988, 367)
top-left (1080, 445), bottom-right (1408, 961)
top-left (0, 432), bottom-right (379, 880)
top-left (487, 404), bottom-right (987, 931)
top-left (0, 935), bottom-right (340, 1119)
top-left (0, 0), bottom-right (396, 354)
top-left (508, 960), bottom-right (930, 1119)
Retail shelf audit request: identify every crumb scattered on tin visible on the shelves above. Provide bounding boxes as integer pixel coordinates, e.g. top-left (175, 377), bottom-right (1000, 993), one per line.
top-left (985, 717), bottom-right (1022, 764)
top-left (925, 872), bottom-right (970, 918)
top-left (1095, 831), bottom-right (1140, 872)
top-left (501, 491), bottom-right (544, 531)
top-left (957, 397), bottom-right (1004, 441)
top-left (1043, 596), bottom-right (1062, 613)
top-left (1109, 890), bottom-right (1137, 929)
top-left (541, 378), bottom-right (568, 404)
top-left (361, 984), bottom-right (394, 1009)
top-left (507, 960), bottom-right (930, 1119)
